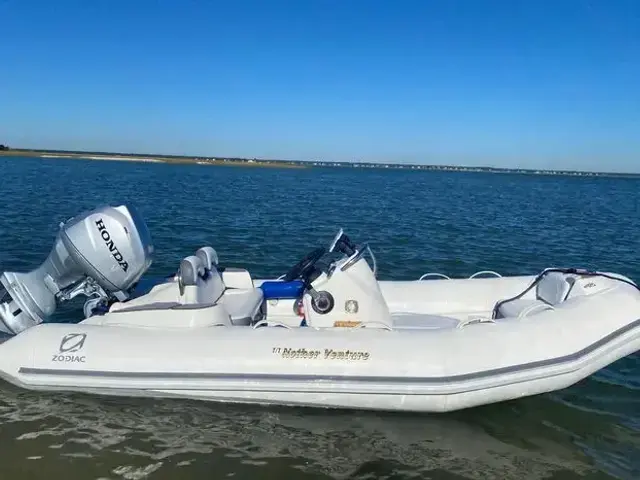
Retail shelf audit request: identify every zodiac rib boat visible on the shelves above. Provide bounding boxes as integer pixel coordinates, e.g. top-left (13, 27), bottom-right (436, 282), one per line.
top-left (0, 204), bottom-right (639, 413)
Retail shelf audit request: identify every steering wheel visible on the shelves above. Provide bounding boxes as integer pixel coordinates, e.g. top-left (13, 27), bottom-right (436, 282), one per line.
top-left (282, 246), bottom-right (326, 282)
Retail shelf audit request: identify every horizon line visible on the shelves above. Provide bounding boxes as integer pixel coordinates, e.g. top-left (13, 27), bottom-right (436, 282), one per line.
top-left (1, 146), bottom-right (639, 178)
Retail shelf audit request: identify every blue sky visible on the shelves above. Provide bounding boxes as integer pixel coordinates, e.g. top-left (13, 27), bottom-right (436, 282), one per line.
top-left (1, 0), bottom-right (638, 172)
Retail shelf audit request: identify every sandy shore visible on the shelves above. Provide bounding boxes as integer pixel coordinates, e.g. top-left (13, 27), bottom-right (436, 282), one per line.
top-left (41, 154), bottom-right (163, 163)
top-left (0, 150), bottom-right (307, 169)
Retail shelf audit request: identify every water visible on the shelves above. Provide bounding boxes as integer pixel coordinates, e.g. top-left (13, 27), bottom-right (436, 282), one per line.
top-left (0, 155), bottom-right (638, 479)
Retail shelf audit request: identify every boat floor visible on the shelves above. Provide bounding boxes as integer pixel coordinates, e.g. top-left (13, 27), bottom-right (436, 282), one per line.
top-left (390, 312), bottom-right (465, 330)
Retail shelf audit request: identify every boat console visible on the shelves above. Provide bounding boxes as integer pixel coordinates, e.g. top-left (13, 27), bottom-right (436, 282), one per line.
top-left (252, 229), bottom-right (396, 329)
top-left (291, 230), bottom-right (392, 328)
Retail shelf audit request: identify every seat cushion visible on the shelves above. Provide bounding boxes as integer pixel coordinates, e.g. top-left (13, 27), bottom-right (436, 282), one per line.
top-left (536, 272), bottom-right (573, 305)
top-left (221, 268), bottom-right (254, 290)
top-left (259, 280), bottom-right (305, 300)
top-left (496, 298), bottom-right (553, 319)
top-left (220, 288), bottom-right (264, 325)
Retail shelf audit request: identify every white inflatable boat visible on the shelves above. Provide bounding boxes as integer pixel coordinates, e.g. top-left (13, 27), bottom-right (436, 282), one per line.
top-left (1, 204), bottom-right (639, 413)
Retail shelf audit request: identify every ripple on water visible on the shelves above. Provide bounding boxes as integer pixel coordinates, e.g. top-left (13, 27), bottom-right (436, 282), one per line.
top-left (0, 388), bottom-right (604, 479)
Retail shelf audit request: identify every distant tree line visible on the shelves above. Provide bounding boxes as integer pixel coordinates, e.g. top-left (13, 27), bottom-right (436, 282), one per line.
top-left (0, 144), bottom-right (8, 151)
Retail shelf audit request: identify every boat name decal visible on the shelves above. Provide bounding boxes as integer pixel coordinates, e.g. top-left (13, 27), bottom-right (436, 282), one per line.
top-left (272, 347), bottom-right (370, 361)
top-left (95, 219), bottom-right (129, 272)
top-left (333, 320), bottom-right (362, 328)
top-left (52, 333), bottom-right (87, 363)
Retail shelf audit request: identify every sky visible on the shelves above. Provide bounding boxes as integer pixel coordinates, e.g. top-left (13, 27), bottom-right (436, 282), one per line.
top-left (0, 0), bottom-right (639, 172)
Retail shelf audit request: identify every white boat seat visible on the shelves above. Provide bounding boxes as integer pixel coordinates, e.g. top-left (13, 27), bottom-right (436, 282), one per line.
top-left (495, 271), bottom-right (575, 319)
top-left (108, 264), bottom-right (264, 326)
top-left (496, 299), bottom-right (554, 319)
top-left (391, 313), bottom-right (460, 330)
top-left (102, 287), bottom-right (263, 328)
top-left (536, 271), bottom-right (575, 305)
top-left (220, 288), bottom-right (265, 326)
top-left (177, 257), bottom-right (263, 325)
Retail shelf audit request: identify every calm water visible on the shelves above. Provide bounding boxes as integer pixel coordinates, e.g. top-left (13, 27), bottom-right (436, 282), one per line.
top-left (0, 156), bottom-right (638, 480)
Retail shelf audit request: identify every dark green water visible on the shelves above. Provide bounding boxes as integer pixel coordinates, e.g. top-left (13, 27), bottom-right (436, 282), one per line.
top-left (0, 156), bottom-right (638, 479)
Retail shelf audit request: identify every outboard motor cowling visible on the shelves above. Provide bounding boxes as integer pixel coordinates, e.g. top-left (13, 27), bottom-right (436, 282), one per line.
top-left (0, 204), bottom-right (154, 335)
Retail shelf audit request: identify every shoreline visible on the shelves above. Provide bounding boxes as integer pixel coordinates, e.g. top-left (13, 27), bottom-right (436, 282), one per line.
top-left (1, 149), bottom-right (638, 178)
top-left (0, 149), bottom-right (306, 169)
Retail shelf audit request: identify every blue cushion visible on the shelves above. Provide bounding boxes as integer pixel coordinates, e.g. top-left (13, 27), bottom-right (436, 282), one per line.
top-left (259, 280), bottom-right (305, 299)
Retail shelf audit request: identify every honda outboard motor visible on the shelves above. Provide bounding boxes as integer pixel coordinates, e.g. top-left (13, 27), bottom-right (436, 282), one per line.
top-left (0, 204), bottom-right (154, 335)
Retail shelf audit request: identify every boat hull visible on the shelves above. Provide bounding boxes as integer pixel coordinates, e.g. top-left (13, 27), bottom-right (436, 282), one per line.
top-left (1, 289), bottom-right (639, 413)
